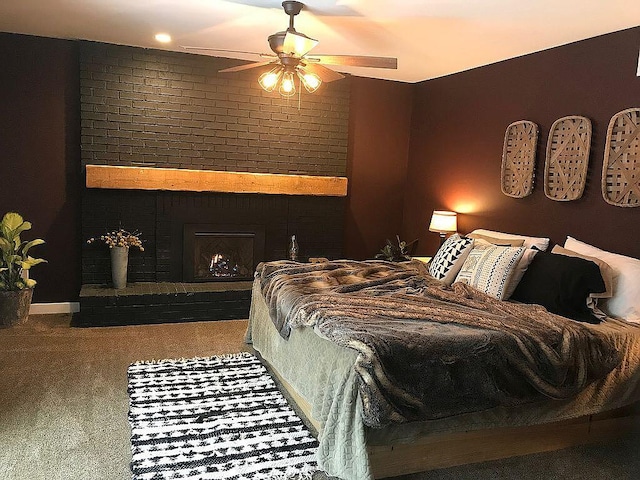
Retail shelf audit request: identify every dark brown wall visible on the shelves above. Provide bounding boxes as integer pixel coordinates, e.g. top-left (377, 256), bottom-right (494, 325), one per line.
top-left (5, 26), bottom-right (638, 302)
top-left (404, 27), bottom-right (640, 259)
top-left (0, 34), bottom-right (81, 302)
top-left (344, 77), bottom-right (414, 259)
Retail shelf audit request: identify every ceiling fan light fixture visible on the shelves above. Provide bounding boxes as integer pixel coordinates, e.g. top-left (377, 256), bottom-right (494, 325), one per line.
top-left (258, 66), bottom-right (283, 92)
top-left (298, 68), bottom-right (322, 93)
top-left (278, 70), bottom-right (297, 97)
top-left (202, 1), bottom-right (397, 99)
top-left (283, 30), bottom-right (319, 57)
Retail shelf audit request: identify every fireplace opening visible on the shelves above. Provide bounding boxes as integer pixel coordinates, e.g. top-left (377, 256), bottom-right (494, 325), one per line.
top-left (183, 224), bottom-right (265, 282)
top-left (195, 233), bottom-right (253, 280)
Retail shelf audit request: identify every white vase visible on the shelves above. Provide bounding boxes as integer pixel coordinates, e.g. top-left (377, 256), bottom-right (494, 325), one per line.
top-left (110, 246), bottom-right (129, 289)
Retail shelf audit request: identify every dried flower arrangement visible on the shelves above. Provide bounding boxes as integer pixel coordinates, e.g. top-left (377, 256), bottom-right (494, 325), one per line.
top-left (87, 228), bottom-right (144, 251)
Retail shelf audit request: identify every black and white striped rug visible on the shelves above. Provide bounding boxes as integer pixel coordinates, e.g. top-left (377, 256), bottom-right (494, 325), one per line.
top-left (127, 352), bottom-right (319, 480)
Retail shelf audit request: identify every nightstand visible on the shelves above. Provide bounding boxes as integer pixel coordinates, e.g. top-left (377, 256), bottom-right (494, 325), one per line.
top-left (412, 256), bottom-right (432, 265)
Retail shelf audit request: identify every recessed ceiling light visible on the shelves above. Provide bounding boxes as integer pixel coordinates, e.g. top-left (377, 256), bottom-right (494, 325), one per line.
top-left (155, 33), bottom-right (172, 44)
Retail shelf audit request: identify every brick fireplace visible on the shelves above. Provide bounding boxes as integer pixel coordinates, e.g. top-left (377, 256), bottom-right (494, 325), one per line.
top-left (75, 41), bottom-right (350, 326)
top-left (81, 188), bottom-right (345, 286)
top-left (76, 188), bottom-right (345, 326)
top-left (77, 181), bottom-right (347, 326)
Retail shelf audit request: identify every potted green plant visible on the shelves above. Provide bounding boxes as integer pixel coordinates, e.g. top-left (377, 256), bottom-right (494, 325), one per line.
top-left (0, 212), bottom-right (46, 327)
top-left (375, 235), bottom-right (418, 262)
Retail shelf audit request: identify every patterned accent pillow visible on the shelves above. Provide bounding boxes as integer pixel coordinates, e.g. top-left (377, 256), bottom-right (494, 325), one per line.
top-left (454, 245), bottom-right (526, 300)
top-left (428, 233), bottom-right (474, 285)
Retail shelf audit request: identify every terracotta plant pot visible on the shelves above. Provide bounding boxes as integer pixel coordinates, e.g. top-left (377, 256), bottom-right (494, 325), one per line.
top-left (0, 288), bottom-right (33, 328)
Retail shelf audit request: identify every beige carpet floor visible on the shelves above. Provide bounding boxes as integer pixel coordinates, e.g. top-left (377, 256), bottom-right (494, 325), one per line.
top-left (0, 314), bottom-right (250, 480)
top-left (1, 314), bottom-right (639, 480)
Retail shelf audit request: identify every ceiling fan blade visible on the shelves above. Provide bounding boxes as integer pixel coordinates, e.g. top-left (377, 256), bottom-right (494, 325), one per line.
top-left (283, 31), bottom-right (318, 57)
top-left (222, 0), bottom-right (362, 16)
top-left (308, 55), bottom-right (398, 69)
top-left (303, 4), bottom-right (361, 17)
top-left (302, 63), bottom-right (345, 83)
top-left (181, 46), bottom-right (276, 59)
top-left (219, 60), bottom-right (275, 73)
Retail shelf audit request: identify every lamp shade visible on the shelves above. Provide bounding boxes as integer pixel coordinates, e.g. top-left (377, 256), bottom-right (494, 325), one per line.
top-left (429, 210), bottom-right (457, 233)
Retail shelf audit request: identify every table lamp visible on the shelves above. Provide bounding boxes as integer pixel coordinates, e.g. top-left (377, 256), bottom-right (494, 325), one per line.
top-left (429, 210), bottom-right (457, 245)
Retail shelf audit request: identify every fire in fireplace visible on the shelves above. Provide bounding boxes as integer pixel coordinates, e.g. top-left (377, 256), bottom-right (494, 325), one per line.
top-left (195, 233), bottom-right (253, 279)
top-left (183, 225), bottom-right (265, 282)
top-left (209, 253), bottom-right (238, 277)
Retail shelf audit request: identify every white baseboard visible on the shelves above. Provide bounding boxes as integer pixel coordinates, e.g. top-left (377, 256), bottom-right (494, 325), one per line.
top-left (29, 302), bottom-right (80, 315)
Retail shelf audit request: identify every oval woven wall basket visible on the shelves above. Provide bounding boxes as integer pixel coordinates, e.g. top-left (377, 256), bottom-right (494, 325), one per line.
top-left (544, 115), bottom-right (592, 201)
top-left (501, 120), bottom-right (538, 198)
top-left (602, 108), bottom-right (640, 207)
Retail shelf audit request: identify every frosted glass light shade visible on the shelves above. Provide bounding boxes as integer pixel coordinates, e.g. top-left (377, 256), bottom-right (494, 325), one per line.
top-left (279, 71), bottom-right (296, 97)
top-left (429, 210), bottom-right (457, 233)
top-left (299, 69), bottom-right (321, 93)
top-left (258, 67), bottom-right (283, 92)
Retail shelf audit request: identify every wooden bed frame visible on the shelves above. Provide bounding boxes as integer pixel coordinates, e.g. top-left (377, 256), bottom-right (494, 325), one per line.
top-left (264, 356), bottom-right (640, 478)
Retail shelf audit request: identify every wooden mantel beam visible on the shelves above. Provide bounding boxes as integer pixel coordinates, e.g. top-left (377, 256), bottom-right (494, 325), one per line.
top-left (85, 165), bottom-right (348, 197)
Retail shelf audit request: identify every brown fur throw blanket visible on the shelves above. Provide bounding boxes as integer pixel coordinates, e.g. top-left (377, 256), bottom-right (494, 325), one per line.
top-left (256, 260), bottom-right (622, 428)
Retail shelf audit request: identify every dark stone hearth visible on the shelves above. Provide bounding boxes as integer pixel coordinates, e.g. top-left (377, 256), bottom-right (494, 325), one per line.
top-left (73, 281), bottom-right (252, 327)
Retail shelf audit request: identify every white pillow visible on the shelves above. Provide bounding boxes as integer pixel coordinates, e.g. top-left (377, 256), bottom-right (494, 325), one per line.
top-left (503, 248), bottom-right (539, 299)
top-left (564, 236), bottom-right (640, 323)
top-left (467, 232), bottom-right (524, 247)
top-left (454, 244), bottom-right (526, 300)
top-left (469, 229), bottom-right (550, 251)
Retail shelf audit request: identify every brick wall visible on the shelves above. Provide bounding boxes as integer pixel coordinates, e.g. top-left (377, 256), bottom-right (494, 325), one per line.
top-left (80, 42), bottom-right (350, 176)
top-left (82, 189), bottom-right (158, 285)
top-left (79, 42), bottom-right (350, 285)
top-left (82, 189), bottom-right (345, 285)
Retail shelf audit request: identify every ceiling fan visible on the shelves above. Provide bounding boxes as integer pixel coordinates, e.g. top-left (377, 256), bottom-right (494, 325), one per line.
top-left (182, 1), bottom-right (397, 96)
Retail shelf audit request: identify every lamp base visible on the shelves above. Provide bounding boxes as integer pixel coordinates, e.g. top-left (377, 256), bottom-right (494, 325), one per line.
top-left (439, 233), bottom-right (446, 246)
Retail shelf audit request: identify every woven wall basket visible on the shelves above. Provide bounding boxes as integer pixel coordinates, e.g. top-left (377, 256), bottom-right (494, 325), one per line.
top-left (501, 120), bottom-right (538, 198)
top-left (544, 115), bottom-right (592, 201)
top-left (602, 108), bottom-right (640, 207)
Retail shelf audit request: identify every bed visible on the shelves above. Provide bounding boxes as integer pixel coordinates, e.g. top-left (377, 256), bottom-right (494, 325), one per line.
top-left (245, 232), bottom-right (640, 480)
